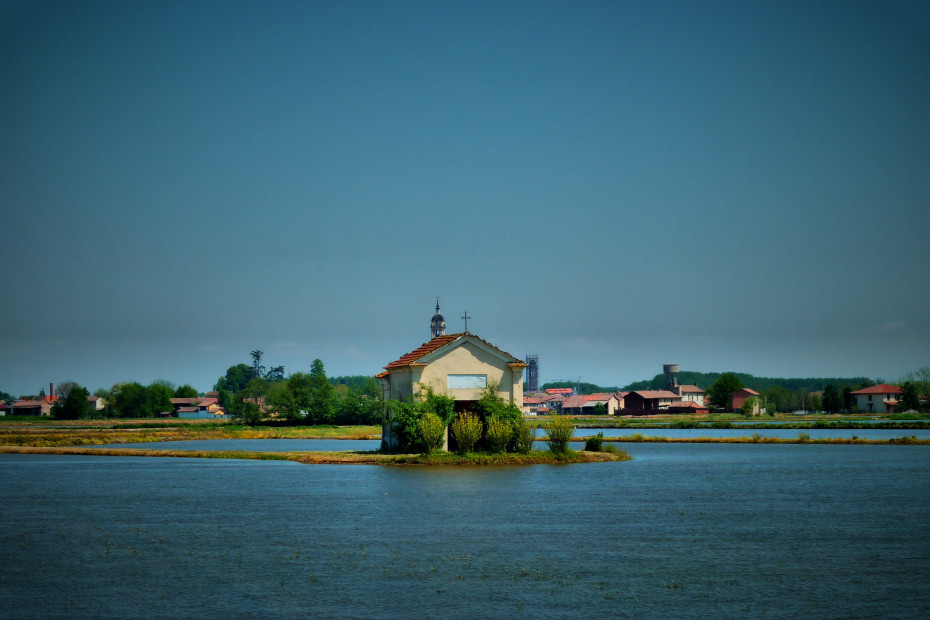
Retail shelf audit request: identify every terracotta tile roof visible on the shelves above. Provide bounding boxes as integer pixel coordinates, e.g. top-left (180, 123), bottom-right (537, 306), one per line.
top-left (674, 401), bottom-right (707, 409)
top-left (384, 334), bottom-right (461, 370)
top-left (630, 390), bottom-right (681, 399)
top-left (850, 384), bottom-right (903, 395)
top-left (177, 406), bottom-right (199, 413)
top-left (679, 385), bottom-right (704, 393)
top-left (197, 398), bottom-right (218, 407)
top-left (12, 400), bottom-right (46, 407)
top-left (560, 395), bottom-right (586, 408)
top-left (382, 332), bottom-right (525, 371)
top-left (584, 393), bottom-right (615, 401)
top-left (171, 398), bottom-right (200, 405)
top-left (732, 388), bottom-right (760, 396)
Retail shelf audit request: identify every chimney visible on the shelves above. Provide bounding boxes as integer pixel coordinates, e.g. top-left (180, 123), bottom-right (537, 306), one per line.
top-left (49, 383), bottom-right (55, 402)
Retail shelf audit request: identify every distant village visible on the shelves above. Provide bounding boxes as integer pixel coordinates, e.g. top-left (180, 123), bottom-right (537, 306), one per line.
top-left (1, 304), bottom-right (921, 420)
top-left (0, 383), bottom-right (228, 419)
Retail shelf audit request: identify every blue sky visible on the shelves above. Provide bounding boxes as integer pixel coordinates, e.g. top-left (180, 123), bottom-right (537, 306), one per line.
top-left (2, 0), bottom-right (928, 396)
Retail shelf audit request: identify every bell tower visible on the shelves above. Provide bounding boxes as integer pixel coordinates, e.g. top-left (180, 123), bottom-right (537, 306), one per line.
top-left (430, 299), bottom-right (446, 339)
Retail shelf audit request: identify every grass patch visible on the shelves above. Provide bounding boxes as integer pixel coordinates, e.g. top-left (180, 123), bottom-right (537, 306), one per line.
top-left (0, 445), bottom-right (631, 465)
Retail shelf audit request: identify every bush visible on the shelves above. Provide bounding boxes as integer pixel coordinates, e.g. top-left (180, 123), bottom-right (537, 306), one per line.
top-left (511, 417), bottom-right (536, 454)
top-left (485, 417), bottom-right (513, 453)
top-left (544, 416), bottom-right (575, 455)
top-left (602, 444), bottom-right (630, 459)
top-left (450, 412), bottom-right (483, 455)
top-left (797, 432), bottom-right (811, 443)
top-left (385, 400), bottom-right (426, 453)
top-left (741, 396), bottom-right (761, 417)
top-left (417, 412), bottom-right (446, 454)
top-left (584, 432), bottom-right (604, 452)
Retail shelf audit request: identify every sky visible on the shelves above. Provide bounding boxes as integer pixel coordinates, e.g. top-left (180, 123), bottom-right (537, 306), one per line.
top-left (1, 0), bottom-right (929, 396)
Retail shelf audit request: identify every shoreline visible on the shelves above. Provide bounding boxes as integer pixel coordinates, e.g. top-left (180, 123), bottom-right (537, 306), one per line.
top-left (0, 445), bottom-right (626, 465)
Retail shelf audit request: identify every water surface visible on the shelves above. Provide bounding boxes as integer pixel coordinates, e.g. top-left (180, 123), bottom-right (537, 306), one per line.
top-left (2, 444), bottom-right (928, 618)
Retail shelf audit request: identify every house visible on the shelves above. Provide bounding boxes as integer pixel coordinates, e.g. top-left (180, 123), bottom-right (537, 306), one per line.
top-left (560, 393), bottom-right (620, 416)
top-left (523, 391), bottom-right (566, 415)
top-left (623, 390), bottom-right (682, 412)
top-left (731, 388), bottom-right (761, 414)
top-left (850, 384), bottom-right (903, 414)
top-left (88, 395), bottom-right (106, 412)
top-left (169, 396), bottom-right (227, 419)
top-left (620, 364), bottom-right (705, 414)
top-left (677, 385), bottom-right (705, 407)
top-left (377, 304), bottom-right (527, 449)
top-left (669, 400), bottom-right (710, 414)
top-left (10, 383), bottom-right (58, 416)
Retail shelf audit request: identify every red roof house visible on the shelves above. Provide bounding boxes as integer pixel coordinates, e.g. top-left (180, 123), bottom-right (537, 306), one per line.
top-left (850, 384), bottom-right (903, 414)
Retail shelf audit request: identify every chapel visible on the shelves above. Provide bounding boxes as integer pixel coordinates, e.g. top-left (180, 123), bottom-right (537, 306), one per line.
top-left (377, 303), bottom-right (527, 448)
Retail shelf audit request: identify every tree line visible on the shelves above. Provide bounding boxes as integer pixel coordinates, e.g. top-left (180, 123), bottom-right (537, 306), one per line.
top-left (704, 368), bottom-right (930, 414)
top-left (215, 350), bottom-right (383, 426)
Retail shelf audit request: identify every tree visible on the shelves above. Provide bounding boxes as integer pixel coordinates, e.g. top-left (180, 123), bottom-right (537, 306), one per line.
top-left (761, 386), bottom-right (791, 413)
top-left (708, 373), bottom-right (743, 410)
top-left (901, 368), bottom-right (930, 411)
top-left (250, 350), bottom-right (265, 381)
top-left (741, 396), bottom-right (761, 417)
top-left (214, 364), bottom-right (256, 394)
top-left (55, 381), bottom-right (81, 400)
top-left (901, 381), bottom-right (920, 411)
top-left (842, 386), bottom-right (856, 411)
top-left (146, 383), bottom-right (174, 417)
top-left (112, 382), bottom-right (147, 418)
top-left (808, 394), bottom-right (822, 413)
top-left (174, 385), bottom-right (199, 398)
top-left (264, 381), bottom-right (296, 422)
top-left (266, 365), bottom-right (285, 383)
top-left (52, 385), bottom-right (92, 420)
top-left (822, 384), bottom-right (842, 413)
top-left (306, 359), bottom-right (335, 425)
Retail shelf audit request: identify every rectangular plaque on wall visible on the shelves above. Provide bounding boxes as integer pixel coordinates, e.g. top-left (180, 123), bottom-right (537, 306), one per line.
top-left (448, 374), bottom-right (488, 389)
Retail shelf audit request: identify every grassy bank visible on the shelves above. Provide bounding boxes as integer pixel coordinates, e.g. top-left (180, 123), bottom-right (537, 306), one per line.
top-left (0, 445), bottom-right (627, 465)
top-left (529, 414), bottom-right (930, 430)
top-left (576, 434), bottom-right (930, 445)
top-left (0, 421), bottom-right (380, 448)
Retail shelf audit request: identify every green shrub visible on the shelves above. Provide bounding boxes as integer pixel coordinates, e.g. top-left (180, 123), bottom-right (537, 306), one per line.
top-left (417, 412), bottom-right (446, 454)
top-left (584, 432), bottom-right (604, 452)
top-left (544, 416), bottom-right (575, 455)
top-left (797, 432), bottom-right (811, 443)
top-left (485, 416), bottom-right (513, 453)
top-left (511, 417), bottom-right (536, 454)
top-left (450, 412), bottom-right (483, 454)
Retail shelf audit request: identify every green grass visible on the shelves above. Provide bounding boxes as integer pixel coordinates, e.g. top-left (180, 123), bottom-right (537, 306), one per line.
top-left (0, 445), bottom-right (631, 465)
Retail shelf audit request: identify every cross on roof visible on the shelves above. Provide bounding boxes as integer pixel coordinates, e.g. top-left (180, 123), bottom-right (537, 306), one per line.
top-left (461, 311), bottom-right (471, 332)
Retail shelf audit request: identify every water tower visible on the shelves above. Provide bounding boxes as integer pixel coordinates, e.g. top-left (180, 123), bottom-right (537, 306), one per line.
top-left (663, 364), bottom-right (680, 390)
